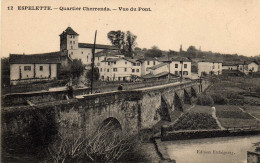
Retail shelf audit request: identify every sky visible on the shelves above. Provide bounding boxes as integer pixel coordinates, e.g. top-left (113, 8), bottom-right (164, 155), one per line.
top-left (1, 0), bottom-right (260, 58)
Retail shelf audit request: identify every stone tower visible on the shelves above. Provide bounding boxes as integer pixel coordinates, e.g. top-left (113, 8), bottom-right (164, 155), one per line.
top-left (59, 27), bottom-right (79, 52)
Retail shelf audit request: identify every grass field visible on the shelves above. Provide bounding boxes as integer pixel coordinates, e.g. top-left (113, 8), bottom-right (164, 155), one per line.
top-left (215, 105), bottom-right (259, 128)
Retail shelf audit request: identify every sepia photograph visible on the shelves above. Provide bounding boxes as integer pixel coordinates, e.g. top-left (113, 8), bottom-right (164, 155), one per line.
top-left (1, 0), bottom-right (260, 162)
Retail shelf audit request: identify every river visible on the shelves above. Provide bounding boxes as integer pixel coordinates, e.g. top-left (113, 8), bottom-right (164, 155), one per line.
top-left (162, 135), bottom-right (260, 163)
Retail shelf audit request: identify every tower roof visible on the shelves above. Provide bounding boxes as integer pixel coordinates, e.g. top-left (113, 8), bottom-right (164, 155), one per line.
top-left (60, 27), bottom-right (79, 36)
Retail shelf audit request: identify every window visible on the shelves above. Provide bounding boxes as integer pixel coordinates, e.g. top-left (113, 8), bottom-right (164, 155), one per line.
top-left (125, 62), bottom-right (127, 64)
top-left (71, 52), bottom-right (73, 55)
top-left (71, 46), bottom-right (73, 49)
top-left (137, 63), bottom-right (140, 66)
top-left (98, 57), bottom-right (100, 61)
top-left (175, 71), bottom-right (178, 75)
top-left (147, 61), bottom-right (150, 65)
top-left (213, 65), bottom-right (215, 69)
top-left (136, 69), bottom-right (139, 72)
top-left (124, 68), bottom-right (127, 72)
top-left (108, 62), bottom-right (110, 65)
top-left (153, 61), bottom-right (156, 65)
top-left (133, 63), bottom-right (136, 66)
top-left (70, 41), bottom-right (72, 44)
top-left (24, 66), bottom-right (31, 71)
top-left (114, 61), bottom-right (116, 64)
top-left (113, 68), bottom-right (117, 72)
top-left (132, 69), bottom-right (135, 73)
top-left (184, 64), bottom-right (187, 68)
top-left (39, 66), bottom-right (43, 71)
top-left (82, 51), bottom-right (83, 54)
top-left (100, 68), bottom-right (102, 72)
top-left (107, 69), bottom-right (109, 72)
top-left (175, 64), bottom-right (178, 68)
top-left (73, 41), bottom-right (75, 44)
top-left (252, 67), bottom-right (254, 71)
top-left (97, 63), bottom-right (100, 66)
top-left (183, 71), bottom-right (188, 75)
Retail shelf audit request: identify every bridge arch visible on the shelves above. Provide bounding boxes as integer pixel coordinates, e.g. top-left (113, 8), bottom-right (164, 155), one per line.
top-left (98, 117), bottom-right (122, 132)
top-left (158, 96), bottom-right (171, 122)
top-left (191, 87), bottom-right (197, 97)
top-left (184, 89), bottom-right (191, 104)
top-left (174, 93), bottom-right (183, 112)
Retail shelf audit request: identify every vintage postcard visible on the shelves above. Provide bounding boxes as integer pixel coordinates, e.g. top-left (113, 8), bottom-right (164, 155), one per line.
top-left (1, 0), bottom-right (260, 162)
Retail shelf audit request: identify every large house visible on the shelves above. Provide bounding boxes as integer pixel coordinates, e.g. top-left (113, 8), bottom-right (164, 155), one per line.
top-left (9, 52), bottom-right (61, 85)
top-left (59, 27), bottom-right (118, 67)
top-left (198, 61), bottom-right (222, 77)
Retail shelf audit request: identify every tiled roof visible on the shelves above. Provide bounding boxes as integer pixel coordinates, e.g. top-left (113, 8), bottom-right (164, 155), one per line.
top-left (79, 43), bottom-right (118, 50)
top-left (123, 57), bottom-right (142, 63)
top-left (142, 71), bottom-right (176, 79)
top-left (158, 57), bottom-right (191, 62)
top-left (148, 63), bottom-right (168, 70)
top-left (95, 50), bottom-right (122, 57)
top-left (9, 52), bottom-right (61, 64)
top-left (101, 58), bottom-right (121, 62)
top-left (60, 27), bottom-right (79, 36)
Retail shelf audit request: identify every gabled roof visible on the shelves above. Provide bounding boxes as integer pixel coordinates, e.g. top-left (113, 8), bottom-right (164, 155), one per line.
top-left (101, 58), bottom-right (121, 62)
top-left (158, 57), bottom-right (191, 62)
top-left (148, 63), bottom-right (168, 70)
top-left (95, 50), bottom-right (122, 57)
top-left (142, 71), bottom-right (176, 79)
top-left (9, 52), bottom-right (61, 64)
top-left (79, 43), bottom-right (118, 50)
top-left (249, 61), bottom-right (259, 65)
top-left (60, 27), bottom-right (79, 36)
top-left (123, 57), bottom-right (142, 63)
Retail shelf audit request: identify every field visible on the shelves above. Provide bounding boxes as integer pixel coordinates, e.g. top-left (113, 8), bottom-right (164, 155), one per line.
top-left (207, 77), bottom-right (260, 105)
top-left (170, 111), bottom-right (219, 131)
top-left (215, 105), bottom-right (259, 128)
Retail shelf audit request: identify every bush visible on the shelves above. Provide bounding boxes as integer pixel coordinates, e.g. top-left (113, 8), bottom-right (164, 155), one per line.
top-left (46, 122), bottom-right (142, 162)
top-left (196, 94), bottom-right (214, 106)
top-left (210, 93), bottom-right (229, 105)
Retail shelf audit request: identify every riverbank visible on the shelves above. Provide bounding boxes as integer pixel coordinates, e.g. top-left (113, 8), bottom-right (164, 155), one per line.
top-left (157, 135), bottom-right (260, 163)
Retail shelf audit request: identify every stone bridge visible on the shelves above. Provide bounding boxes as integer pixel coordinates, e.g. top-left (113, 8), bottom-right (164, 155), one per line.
top-left (2, 80), bottom-right (209, 152)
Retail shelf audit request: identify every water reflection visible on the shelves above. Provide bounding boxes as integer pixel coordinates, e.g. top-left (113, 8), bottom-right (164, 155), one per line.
top-left (164, 135), bottom-right (260, 163)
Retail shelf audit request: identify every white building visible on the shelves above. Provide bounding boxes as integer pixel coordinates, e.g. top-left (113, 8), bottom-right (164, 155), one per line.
top-left (222, 63), bottom-right (238, 71)
top-left (97, 55), bottom-right (142, 81)
top-left (198, 61), bottom-right (222, 77)
top-left (60, 27), bottom-right (118, 66)
top-left (238, 61), bottom-right (259, 74)
top-left (9, 52), bottom-right (60, 85)
top-left (140, 58), bottom-right (161, 76)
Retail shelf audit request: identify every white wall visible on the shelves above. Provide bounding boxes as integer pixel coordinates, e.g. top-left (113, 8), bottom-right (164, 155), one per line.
top-left (169, 61), bottom-right (191, 78)
top-left (10, 64), bottom-right (57, 82)
top-left (198, 62), bottom-right (222, 76)
top-left (248, 62), bottom-right (258, 72)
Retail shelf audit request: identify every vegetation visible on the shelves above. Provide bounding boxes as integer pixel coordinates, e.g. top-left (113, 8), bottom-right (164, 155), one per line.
top-left (196, 94), bottom-right (214, 106)
top-left (46, 121), bottom-right (143, 163)
top-left (170, 112), bottom-right (219, 131)
top-left (215, 105), bottom-right (259, 128)
top-left (144, 46), bottom-right (163, 58)
top-left (86, 67), bottom-right (100, 82)
top-left (107, 30), bottom-right (137, 57)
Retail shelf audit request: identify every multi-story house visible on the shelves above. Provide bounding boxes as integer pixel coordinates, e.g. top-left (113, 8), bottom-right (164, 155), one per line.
top-left (198, 61), bottom-right (222, 77)
top-left (140, 58), bottom-right (161, 76)
top-left (59, 27), bottom-right (118, 66)
top-left (98, 56), bottom-right (142, 81)
top-left (222, 63), bottom-right (238, 71)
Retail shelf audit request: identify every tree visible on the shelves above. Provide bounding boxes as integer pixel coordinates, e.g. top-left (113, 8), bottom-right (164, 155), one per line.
top-left (107, 30), bottom-right (137, 57)
top-left (125, 31), bottom-right (137, 57)
top-left (187, 46), bottom-right (198, 58)
top-left (71, 59), bottom-right (84, 78)
top-left (1, 57), bottom-right (10, 86)
top-left (107, 31), bottom-right (125, 50)
top-left (144, 46), bottom-right (163, 58)
top-left (86, 67), bottom-right (100, 82)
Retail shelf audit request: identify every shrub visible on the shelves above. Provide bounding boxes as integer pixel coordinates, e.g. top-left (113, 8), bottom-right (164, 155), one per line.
top-left (196, 94), bottom-right (214, 106)
top-left (210, 93), bottom-right (229, 105)
top-left (46, 122), bottom-right (142, 163)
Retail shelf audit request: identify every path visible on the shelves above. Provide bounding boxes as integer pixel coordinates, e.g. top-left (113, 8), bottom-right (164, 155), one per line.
top-left (238, 107), bottom-right (260, 122)
top-left (212, 107), bottom-right (225, 130)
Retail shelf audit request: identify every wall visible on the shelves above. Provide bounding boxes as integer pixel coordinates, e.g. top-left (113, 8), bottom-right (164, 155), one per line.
top-left (169, 61), bottom-right (191, 78)
top-left (2, 80), bottom-right (209, 155)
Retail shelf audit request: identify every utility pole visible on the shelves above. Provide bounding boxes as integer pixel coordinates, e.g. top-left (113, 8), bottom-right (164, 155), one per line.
top-left (180, 58), bottom-right (183, 82)
top-left (90, 30), bottom-right (97, 94)
top-left (168, 52), bottom-right (171, 82)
